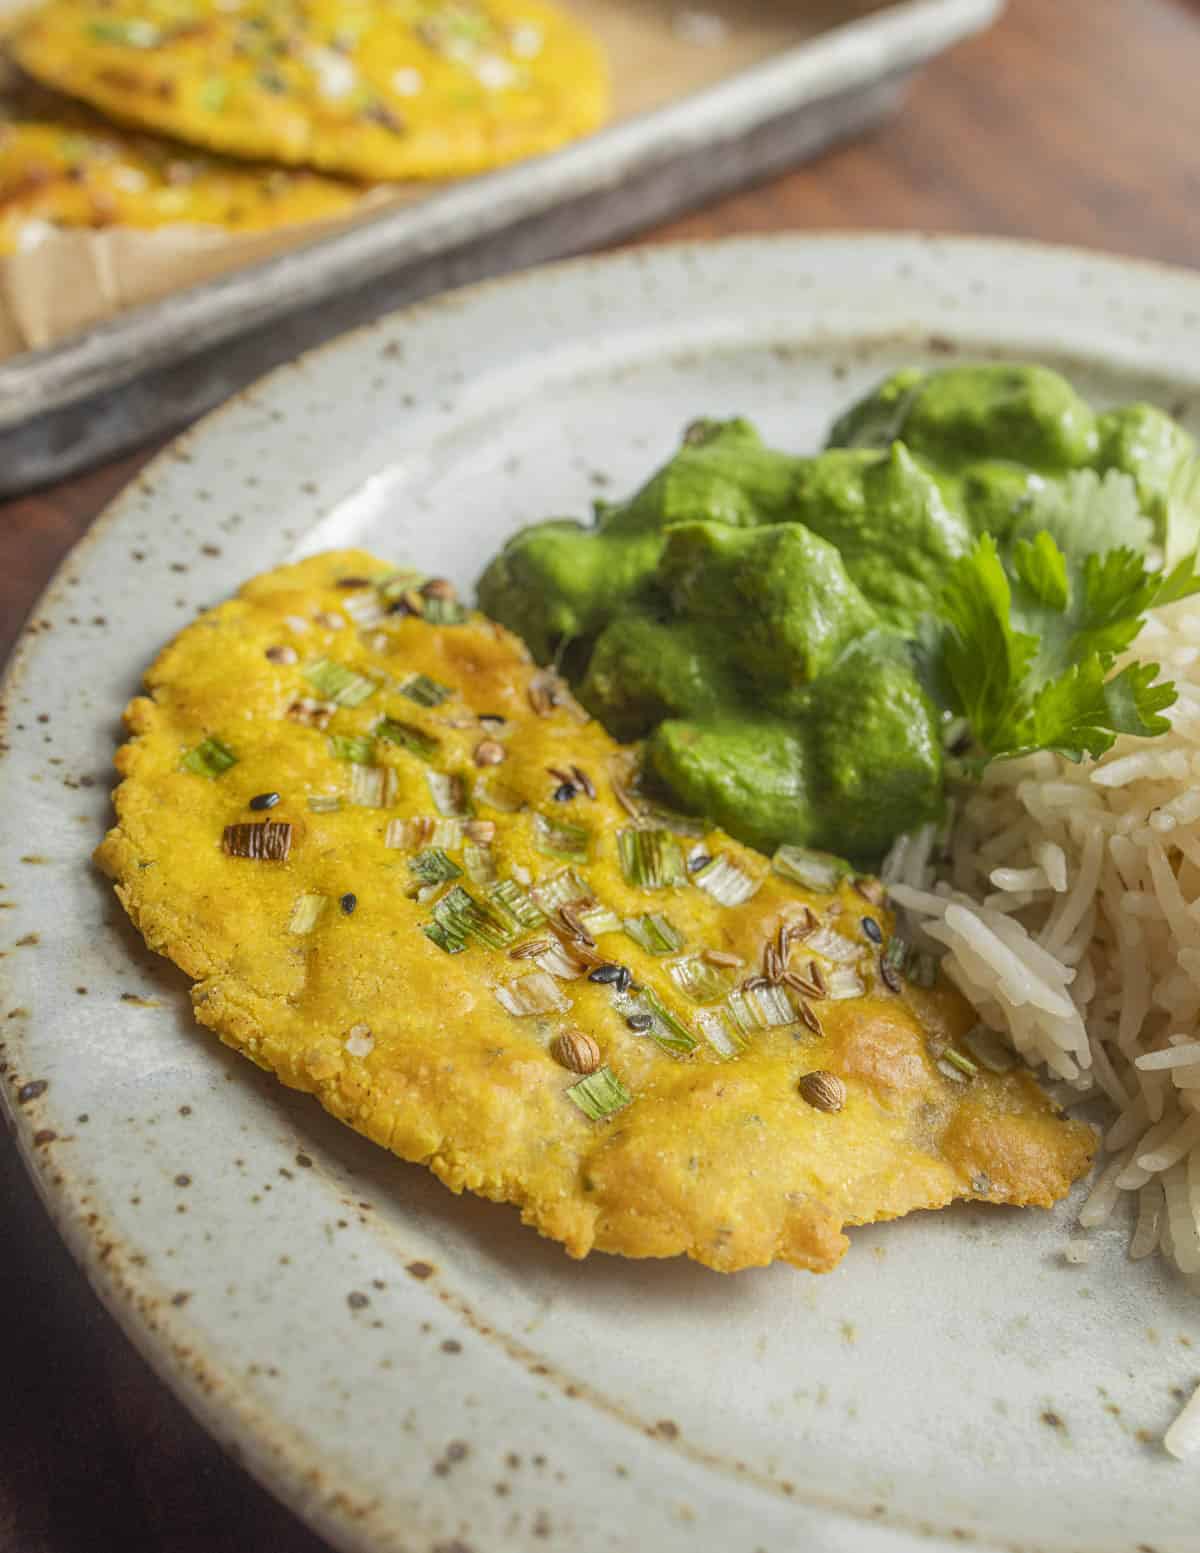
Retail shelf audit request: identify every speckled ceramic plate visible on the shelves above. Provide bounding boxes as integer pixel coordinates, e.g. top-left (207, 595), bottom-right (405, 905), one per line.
top-left (4, 235), bottom-right (1200, 1553)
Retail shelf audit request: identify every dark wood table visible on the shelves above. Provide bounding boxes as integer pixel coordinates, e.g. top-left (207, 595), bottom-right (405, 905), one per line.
top-left (3, 0), bottom-right (1197, 1546)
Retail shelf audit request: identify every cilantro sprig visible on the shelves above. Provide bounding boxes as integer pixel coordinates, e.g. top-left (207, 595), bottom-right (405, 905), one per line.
top-left (933, 469), bottom-right (1200, 765)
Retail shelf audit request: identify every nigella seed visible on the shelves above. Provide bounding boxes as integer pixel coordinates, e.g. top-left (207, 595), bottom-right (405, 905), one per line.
top-left (340, 893), bottom-right (357, 915)
top-left (862, 916), bottom-right (883, 944)
top-left (588, 963), bottom-right (625, 985)
top-left (615, 966), bottom-right (632, 992)
top-left (553, 783), bottom-right (577, 802)
top-left (626, 1013), bottom-right (653, 1032)
top-left (249, 791), bottom-right (280, 811)
top-left (688, 852), bottom-right (713, 873)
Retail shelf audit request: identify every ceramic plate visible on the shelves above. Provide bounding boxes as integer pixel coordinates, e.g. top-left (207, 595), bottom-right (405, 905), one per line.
top-left (3, 235), bottom-right (1199, 1553)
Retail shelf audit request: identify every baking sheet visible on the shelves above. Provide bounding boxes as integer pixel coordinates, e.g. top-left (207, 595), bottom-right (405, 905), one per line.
top-left (0, 0), bottom-right (1002, 490)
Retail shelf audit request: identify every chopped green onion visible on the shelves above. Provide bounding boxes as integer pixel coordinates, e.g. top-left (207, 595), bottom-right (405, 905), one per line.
top-left (423, 919), bottom-right (467, 954)
top-left (670, 956), bottom-right (733, 1004)
top-left (288, 893), bottom-right (328, 934)
top-left (427, 770), bottom-right (472, 817)
top-left (341, 591), bottom-right (386, 628)
top-left (422, 596), bottom-right (469, 625)
top-left (431, 884), bottom-right (517, 949)
top-left (495, 971), bottom-right (571, 1016)
top-left (807, 926), bottom-right (862, 963)
top-left (693, 855), bottom-right (760, 906)
top-left (350, 765), bottom-right (397, 808)
top-left (304, 658), bottom-right (378, 707)
top-left (376, 718), bottom-right (439, 761)
top-left (476, 779), bottom-right (525, 813)
top-left (385, 816), bottom-right (462, 849)
top-left (534, 812), bottom-right (591, 864)
top-left (377, 568), bottom-right (426, 602)
top-left (531, 869), bottom-right (591, 915)
top-left (533, 941), bottom-right (588, 980)
top-left (639, 988), bottom-right (699, 1055)
top-left (408, 848), bottom-right (462, 886)
top-left (694, 1007), bottom-right (748, 1060)
top-left (399, 673), bottom-right (452, 707)
top-left (824, 967), bottom-right (866, 1000)
top-left (329, 733), bottom-right (375, 764)
top-left (881, 936), bottom-right (909, 985)
top-left (182, 736), bottom-right (237, 777)
top-left (200, 76), bottom-right (230, 111)
top-left (727, 982), bottom-right (796, 1032)
top-left (463, 842), bottom-right (497, 885)
top-left (89, 18), bottom-right (161, 45)
top-left (618, 828), bottom-right (687, 889)
top-left (940, 1048), bottom-right (979, 1080)
top-left (307, 793), bottom-right (342, 813)
top-left (961, 1024), bottom-right (1017, 1074)
top-left (576, 902), bottom-right (621, 937)
top-left (488, 878), bottom-right (547, 929)
top-left (772, 845), bottom-right (853, 893)
top-left (622, 913), bottom-right (685, 956)
top-left (566, 1067), bottom-right (632, 1121)
top-left (908, 951), bottom-right (938, 989)
top-left (222, 820), bottom-right (292, 862)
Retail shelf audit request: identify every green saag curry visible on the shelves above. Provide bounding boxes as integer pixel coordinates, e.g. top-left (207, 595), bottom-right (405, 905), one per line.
top-left (477, 364), bottom-right (1200, 863)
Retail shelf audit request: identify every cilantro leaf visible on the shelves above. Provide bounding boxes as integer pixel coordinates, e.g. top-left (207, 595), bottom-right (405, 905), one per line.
top-left (935, 501), bottom-right (1200, 765)
top-left (1007, 469), bottom-right (1152, 562)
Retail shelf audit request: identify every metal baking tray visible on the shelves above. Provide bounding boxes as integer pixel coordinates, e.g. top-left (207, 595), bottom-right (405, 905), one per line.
top-left (0, 0), bottom-right (1000, 493)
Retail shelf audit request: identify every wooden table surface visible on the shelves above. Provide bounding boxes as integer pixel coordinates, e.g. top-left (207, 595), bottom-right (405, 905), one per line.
top-left (3, 0), bottom-right (1198, 1547)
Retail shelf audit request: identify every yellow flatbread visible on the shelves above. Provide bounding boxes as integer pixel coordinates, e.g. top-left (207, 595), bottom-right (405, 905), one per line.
top-left (12, 0), bottom-right (610, 181)
top-left (95, 551), bottom-right (1093, 1273)
top-left (0, 83), bottom-right (360, 254)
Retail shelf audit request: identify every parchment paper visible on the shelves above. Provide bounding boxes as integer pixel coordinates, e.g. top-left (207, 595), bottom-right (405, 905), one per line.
top-left (0, 0), bottom-right (888, 354)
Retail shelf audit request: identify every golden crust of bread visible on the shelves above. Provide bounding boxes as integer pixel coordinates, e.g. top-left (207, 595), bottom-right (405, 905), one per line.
top-left (95, 550), bottom-right (1094, 1273)
top-left (13, 0), bottom-right (609, 181)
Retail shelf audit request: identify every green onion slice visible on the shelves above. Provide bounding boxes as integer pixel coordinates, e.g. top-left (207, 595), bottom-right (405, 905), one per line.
top-left (423, 919), bottom-right (468, 954)
top-left (288, 893), bottom-right (328, 934)
top-left (495, 970), bottom-right (571, 1016)
top-left (576, 901), bottom-right (621, 937)
top-left (377, 569), bottom-right (426, 602)
top-left (694, 1007), bottom-right (748, 1060)
top-left (476, 779), bottom-right (526, 813)
top-left (349, 765), bottom-right (398, 808)
top-left (399, 672), bottom-right (452, 707)
top-left (637, 988), bottom-right (699, 1056)
top-left (618, 827), bottom-right (687, 889)
top-left (824, 967), bottom-right (867, 1001)
top-left (488, 878), bottom-right (547, 929)
top-left (533, 812), bottom-right (591, 864)
top-left (427, 770), bottom-right (472, 817)
top-left (329, 733), bottom-right (375, 764)
top-left (727, 982), bottom-right (796, 1032)
top-left (566, 1067), bottom-right (632, 1121)
top-left (182, 736), bottom-right (237, 777)
top-left (772, 845), bottom-right (853, 893)
top-left (670, 956), bottom-right (733, 1004)
top-left (422, 597), bottom-right (469, 625)
top-left (408, 848), bottom-right (462, 886)
top-left (376, 717), bottom-right (439, 761)
top-left (533, 941), bottom-right (589, 980)
top-left (531, 869), bottom-right (591, 915)
top-left (307, 792), bottom-right (342, 813)
top-left (882, 936), bottom-right (909, 980)
top-left (693, 855), bottom-right (760, 906)
top-left (940, 1048), bottom-right (979, 1080)
top-left (430, 884), bottom-right (517, 949)
top-left (463, 842), bottom-right (497, 885)
top-left (622, 913), bottom-right (685, 956)
top-left (304, 658), bottom-right (378, 707)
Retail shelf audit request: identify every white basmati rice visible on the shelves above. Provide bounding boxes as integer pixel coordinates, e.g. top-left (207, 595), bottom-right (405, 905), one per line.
top-left (885, 595), bottom-right (1200, 1452)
